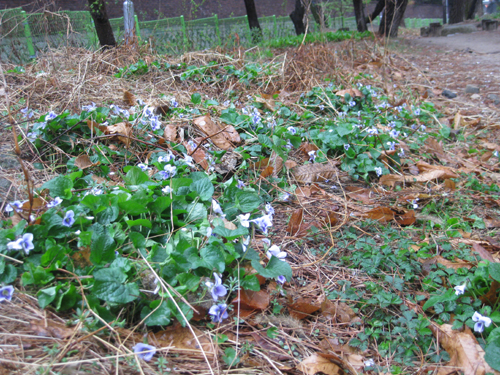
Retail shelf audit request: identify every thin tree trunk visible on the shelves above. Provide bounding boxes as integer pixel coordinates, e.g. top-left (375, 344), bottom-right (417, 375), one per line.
top-left (466, 0), bottom-right (479, 19)
top-left (88, 0), bottom-right (116, 48)
top-left (243, 0), bottom-right (263, 43)
top-left (365, 0), bottom-right (386, 24)
top-left (310, 0), bottom-right (326, 30)
top-left (449, 0), bottom-right (466, 23)
top-left (290, 0), bottom-right (306, 35)
top-left (378, 0), bottom-right (408, 37)
top-left (353, 0), bottom-right (367, 32)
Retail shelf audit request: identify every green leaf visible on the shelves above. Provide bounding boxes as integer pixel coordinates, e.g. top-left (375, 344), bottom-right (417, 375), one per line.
top-left (423, 288), bottom-right (457, 311)
top-left (251, 257), bottom-right (292, 280)
top-left (241, 274), bottom-right (260, 291)
top-left (176, 273), bottom-right (200, 292)
top-left (485, 339), bottom-right (500, 371)
top-left (489, 263), bottom-right (500, 283)
top-left (141, 300), bottom-right (171, 326)
top-left (55, 284), bottom-right (78, 311)
top-left (213, 225), bottom-right (248, 240)
top-left (191, 93), bottom-right (201, 104)
top-left (130, 232), bottom-right (146, 249)
top-left (118, 190), bottom-right (152, 215)
top-left (222, 347), bottom-right (240, 366)
top-left (167, 299), bottom-right (193, 326)
top-left (124, 166), bottom-right (150, 185)
top-left (190, 178), bottom-right (214, 201)
top-left (41, 176), bottom-right (73, 199)
top-left (0, 264), bottom-right (17, 284)
top-left (22, 264), bottom-right (54, 286)
top-left (200, 243), bottom-right (225, 273)
top-left (90, 223), bottom-right (116, 265)
top-left (93, 280), bottom-right (139, 304)
top-left (148, 196), bottom-right (172, 216)
top-left (126, 219), bottom-right (152, 229)
top-left (37, 286), bottom-right (59, 309)
top-left (185, 202), bottom-right (207, 223)
top-left (235, 190), bottom-right (262, 212)
top-left (266, 326), bottom-right (279, 339)
top-left (258, 134), bottom-right (273, 149)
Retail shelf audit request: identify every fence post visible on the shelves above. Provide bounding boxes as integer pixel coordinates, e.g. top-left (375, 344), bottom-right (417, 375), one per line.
top-left (272, 15), bottom-right (277, 38)
top-left (180, 15), bottom-right (188, 51)
top-left (214, 14), bottom-right (221, 46)
top-left (134, 14), bottom-right (141, 39)
top-left (21, 11), bottom-right (36, 59)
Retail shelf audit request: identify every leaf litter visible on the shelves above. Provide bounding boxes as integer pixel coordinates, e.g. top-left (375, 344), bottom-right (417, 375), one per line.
top-left (1, 31), bottom-right (500, 375)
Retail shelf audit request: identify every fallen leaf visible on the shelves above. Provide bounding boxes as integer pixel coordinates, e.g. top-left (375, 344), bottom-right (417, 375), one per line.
top-left (151, 324), bottom-right (215, 359)
top-left (163, 124), bottom-right (177, 142)
top-left (260, 166), bottom-right (274, 178)
top-left (479, 280), bottom-right (500, 306)
top-left (194, 115), bottom-right (232, 150)
top-left (232, 289), bottom-right (270, 311)
top-left (336, 88), bottom-right (363, 99)
top-left (444, 179), bottom-right (456, 190)
top-left (74, 154), bottom-right (99, 169)
top-left (366, 207), bottom-right (394, 223)
top-left (123, 90), bottom-right (136, 106)
top-left (285, 160), bottom-right (297, 169)
top-left (321, 300), bottom-right (360, 324)
top-left (183, 141), bottom-right (209, 170)
top-left (454, 111), bottom-right (463, 129)
top-left (421, 256), bottom-right (473, 275)
top-left (287, 297), bottom-right (321, 320)
top-left (472, 243), bottom-right (496, 263)
top-left (292, 163), bottom-right (339, 184)
top-left (395, 210), bottom-right (416, 226)
top-left (297, 353), bottom-right (343, 375)
top-left (86, 119), bottom-right (107, 133)
top-left (286, 208), bottom-right (304, 236)
top-left (429, 323), bottom-right (499, 375)
top-left (30, 320), bottom-right (75, 339)
top-left (107, 122), bottom-right (133, 147)
top-left (222, 125), bottom-right (241, 143)
top-left (345, 186), bottom-right (374, 205)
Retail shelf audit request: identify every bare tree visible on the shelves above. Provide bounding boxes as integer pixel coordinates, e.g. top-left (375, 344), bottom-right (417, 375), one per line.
top-left (88, 0), bottom-right (116, 48)
top-left (243, 0), bottom-right (263, 43)
top-left (378, 0), bottom-right (409, 37)
top-left (290, 0), bottom-right (307, 35)
top-left (449, 0), bottom-right (466, 23)
top-left (353, 0), bottom-right (367, 32)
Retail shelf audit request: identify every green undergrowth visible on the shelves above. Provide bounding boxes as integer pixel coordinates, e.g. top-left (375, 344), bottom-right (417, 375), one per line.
top-left (2, 52), bottom-right (500, 371)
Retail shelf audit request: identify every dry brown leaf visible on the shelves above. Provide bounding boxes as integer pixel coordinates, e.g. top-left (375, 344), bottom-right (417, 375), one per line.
top-left (86, 119), bottom-right (107, 133)
top-left (222, 125), bottom-right (241, 143)
top-left (193, 115), bottom-right (232, 150)
top-left (366, 207), bottom-right (395, 223)
top-left (454, 111), bottom-right (463, 129)
top-left (30, 320), bottom-right (75, 339)
top-left (123, 90), bottom-right (136, 106)
top-left (416, 161), bottom-right (459, 178)
top-left (297, 353), bottom-right (343, 375)
top-left (298, 142), bottom-right (319, 158)
top-left (107, 122), bottom-right (133, 147)
top-left (345, 186), bottom-right (374, 205)
top-left (163, 124), bottom-right (177, 142)
top-left (421, 256), bottom-right (473, 274)
top-left (152, 324), bottom-right (215, 359)
top-left (380, 169), bottom-right (458, 187)
top-left (479, 280), bottom-right (500, 306)
top-left (183, 141), bottom-right (209, 170)
top-left (223, 218), bottom-right (237, 230)
top-left (232, 289), bottom-right (270, 311)
top-left (287, 297), bottom-right (321, 320)
top-left (444, 179), bottom-right (456, 190)
top-left (285, 160), bottom-right (298, 169)
top-left (395, 210), bottom-right (416, 226)
top-left (260, 166), bottom-right (274, 178)
top-left (292, 163), bottom-right (338, 184)
top-left (74, 154), bottom-right (99, 170)
top-left (472, 243), bottom-right (496, 263)
top-left (336, 88), bottom-right (363, 99)
top-left (286, 208), bottom-right (304, 236)
top-left (321, 300), bottom-right (361, 324)
top-left (429, 323), bottom-right (499, 375)
top-left (255, 95), bottom-right (275, 111)
top-left (72, 247), bottom-right (92, 267)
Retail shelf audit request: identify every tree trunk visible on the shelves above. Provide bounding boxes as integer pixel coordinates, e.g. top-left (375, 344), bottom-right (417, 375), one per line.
top-left (353, 0), bottom-right (367, 32)
top-left (449, 0), bottom-right (466, 24)
top-left (290, 0), bottom-right (306, 35)
top-left (88, 0), bottom-right (116, 48)
top-left (365, 0), bottom-right (386, 24)
top-left (378, 0), bottom-right (409, 37)
top-left (243, 0), bottom-right (263, 43)
top-left (310, 0), bottom-right (326, 31)
top-left (466, 0), bottom-right (479, 19)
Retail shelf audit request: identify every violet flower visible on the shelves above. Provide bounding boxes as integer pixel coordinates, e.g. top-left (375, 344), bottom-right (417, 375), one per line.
top-left (205, 273), bottom-right (227, 301)
top-left (472, 312), bottom-right (491, 333)
top-left (7, 233), bottom-right (34, 255)
top-left (266, 245), bottom-right (287, 260)
top-left (62, 210), bottom-right (75, 227)
top-left (132, 343), bottom-right (156, 361)
top-left (209, 303), bottom-right (229, 323)
top-left (0, 286), bottom-right (14, 302)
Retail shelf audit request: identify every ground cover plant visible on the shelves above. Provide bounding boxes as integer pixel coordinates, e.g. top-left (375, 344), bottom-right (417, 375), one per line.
top-left (1, 31), bottom-right (500, 375)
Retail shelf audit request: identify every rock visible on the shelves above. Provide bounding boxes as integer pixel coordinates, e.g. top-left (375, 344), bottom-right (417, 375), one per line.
top-left (425, 88), bottom-right (435, 98)
top-left (471, 94), bottom-right (481, 100)
top-left (442, 89), bottom-right (457, 99)
top-left (487, 93), bottom-right (500, 105)
top-left (465, 84), bottom-right (480, 94)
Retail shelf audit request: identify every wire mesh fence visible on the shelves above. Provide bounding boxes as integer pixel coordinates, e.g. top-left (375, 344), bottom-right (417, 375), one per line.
top-left (0, 6), bottom-right (444, 64)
